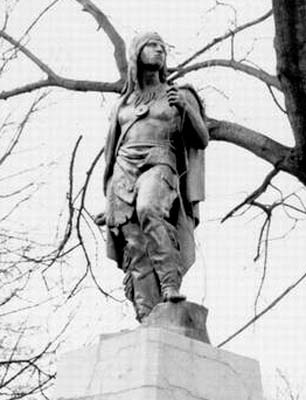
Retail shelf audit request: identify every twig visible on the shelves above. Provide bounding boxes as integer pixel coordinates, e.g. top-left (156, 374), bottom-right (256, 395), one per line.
top-left (0, 321), bottom-right (27, 387)
top-left (75, 0), bottom-right (127, 79)
top-left (0, 92), bottom-right (48, 167)
top-left (0, 30), bottom-right (57, 77)
top-left (292, 191), bottom-right (306, 212)
top-left (0, 161), bottom-right (55, 183)
top-left (170, 59), bottom-right (281, 91)
top-left (276, 369), bottom-right (299, 400)
top-left (0, 25), bottom-right (122, 99)
top-left (253, 207), bottom-right (271, 262)
top-left (218, 268), bottom-right (306, 347)
top-left (0, 0), bottom-right (61, 76)
top-left (42, 135), bottom-right (82, 272)
top-left (67, 146), bottom-right (105, 299)
top-left (80, 210), bottom-right (122, 302)
top-left (266, 84), bottom-right (287, 113)
top-left (176, 9), bottom-right (273, 70)
top-left (0, 76), bottom-right (122, 100)
top-left (283, 203), bottom-right (306, 216)
top-left (0, 187), bottom-right (41, 224)
top-left (21, 0), bottom-right (61, 40)
top-left (221, 168), bottom-right (279, 223)
top-left (254, 216), bottom-right (272, 313)
top-left (0, 182), bottom-right (35, 198)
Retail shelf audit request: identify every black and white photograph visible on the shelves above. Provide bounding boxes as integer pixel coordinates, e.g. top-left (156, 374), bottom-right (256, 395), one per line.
top-left (0, 1), bottom-right (305, 399)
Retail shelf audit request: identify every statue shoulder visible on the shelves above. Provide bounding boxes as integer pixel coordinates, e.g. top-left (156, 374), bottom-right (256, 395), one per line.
top-left (108, 95), bottom-right (127, 123)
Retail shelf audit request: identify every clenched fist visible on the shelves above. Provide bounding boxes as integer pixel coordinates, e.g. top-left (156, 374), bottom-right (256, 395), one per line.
top-left (167, 85), bottom-right (186, 110)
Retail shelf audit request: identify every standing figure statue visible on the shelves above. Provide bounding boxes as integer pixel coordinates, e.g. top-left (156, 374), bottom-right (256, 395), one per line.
top-left (101, 32), bottom-right (209, 322)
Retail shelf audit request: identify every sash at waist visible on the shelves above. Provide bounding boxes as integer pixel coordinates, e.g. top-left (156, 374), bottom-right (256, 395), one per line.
top-left (117, 142), bottom-right (177, 172)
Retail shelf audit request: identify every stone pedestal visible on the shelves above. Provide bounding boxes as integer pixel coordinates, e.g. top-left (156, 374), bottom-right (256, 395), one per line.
top-left (55, 303), bottom-right (263, 400)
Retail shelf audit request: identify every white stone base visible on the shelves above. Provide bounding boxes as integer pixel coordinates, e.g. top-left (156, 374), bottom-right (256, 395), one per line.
top-left (55, 327), bottom-right (263, 400)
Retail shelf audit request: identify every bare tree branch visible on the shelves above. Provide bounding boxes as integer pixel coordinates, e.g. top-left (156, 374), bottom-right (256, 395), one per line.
top-left (0, 30), bottom-right (57, 77)
top-left (0, 161), bottom-right (55, 183)
top-left (0, 318), bottom-right (71, 398)
top-left (276, 369), bottom-right (300, 400)
top-left (74, 0), bottom-right (128, 79)
top-left (0, 188), bottom-right (41, 224)
top-left (0, 182), bottom-right (35, 199)
top-left (218, 268), bottom-right (306, 347)
top-left (170, 58), bottom-right (281, 91)
top-left (175, 9), bottom-right (273, 70)
top-left (221, 168), bottom-right (279, 223)
top-left (0, 77), bottom-right (122, 100)
top-left (68, 145), bottom-right (111, 299)
top-left (21, 0), bottom-right (61, 40)
top-left (208, 0), bottom-right (238, 26)
top-left (0, 92), bottom-right (47, 167)
top-left (80, 209), bottom-right (123, 301)
top-left (0, 29), bottom-right (123, 99)
top-left (254, 214), bottom-right (272, 313)
top-left (0, 322), bottom-right (27, 388)
top-left (43, 135), bottom-right (82, 271)
top-left (0, 0), bottom-right (61, 77)
top-left (208, 119), bottom-right (293, 173)
top-left (1, 4), bottom-right (9, 32)
top-left (266, 84), bottom-right (287, 112)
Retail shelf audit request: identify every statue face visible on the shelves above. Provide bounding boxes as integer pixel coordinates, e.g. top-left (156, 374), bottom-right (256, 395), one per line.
top-left (138, 40), bottom-right (166, 70)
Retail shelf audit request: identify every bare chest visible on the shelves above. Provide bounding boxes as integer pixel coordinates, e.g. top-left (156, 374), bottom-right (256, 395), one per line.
top-left (118, 95), bottom-right (180, 128)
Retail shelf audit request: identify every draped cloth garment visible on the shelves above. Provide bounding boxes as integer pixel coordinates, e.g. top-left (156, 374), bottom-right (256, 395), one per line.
top-left (103, 86), bottom-right (206, 276)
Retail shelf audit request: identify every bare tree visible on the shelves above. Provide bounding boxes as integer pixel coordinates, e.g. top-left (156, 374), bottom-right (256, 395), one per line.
top-left (275, 369), bottom-right (300, 400)
top-left (0, 1), bottom-right (303, 183)
top-left (1, 0), bottom-right (306, 398)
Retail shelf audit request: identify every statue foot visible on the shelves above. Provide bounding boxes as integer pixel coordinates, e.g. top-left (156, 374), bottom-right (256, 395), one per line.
top-left (162, 287), bottom-right (186, 303)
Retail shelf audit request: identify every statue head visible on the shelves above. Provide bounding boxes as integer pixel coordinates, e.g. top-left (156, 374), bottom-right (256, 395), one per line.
top-left (122, 32), bottom-right (168, 97)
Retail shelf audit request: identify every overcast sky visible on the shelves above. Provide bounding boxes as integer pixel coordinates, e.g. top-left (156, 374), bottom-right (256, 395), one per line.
top-left (2, 1), bottom-right (306, 398)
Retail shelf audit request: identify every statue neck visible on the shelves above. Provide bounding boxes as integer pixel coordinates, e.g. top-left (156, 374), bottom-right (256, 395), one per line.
top-left (133, 78), bottom-right (166, 107)
top-left (139, 70), bottom-right (161, 88)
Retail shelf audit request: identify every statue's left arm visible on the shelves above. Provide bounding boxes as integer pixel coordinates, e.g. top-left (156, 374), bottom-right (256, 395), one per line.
top-left (167, 86), bottom-right (209, 149)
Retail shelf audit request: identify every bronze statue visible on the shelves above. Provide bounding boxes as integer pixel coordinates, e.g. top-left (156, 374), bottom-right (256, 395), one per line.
top-left (100, 32), bottom-right (209, 322)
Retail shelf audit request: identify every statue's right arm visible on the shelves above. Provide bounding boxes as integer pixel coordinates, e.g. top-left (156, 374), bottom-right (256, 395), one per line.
top-left (104, 102), bottom-right (121, 160)
top-left (103, 101), bottom-right (121, 195)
